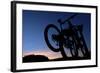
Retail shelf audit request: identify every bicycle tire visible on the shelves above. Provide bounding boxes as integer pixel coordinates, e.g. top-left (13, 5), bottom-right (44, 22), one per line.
top-left (44, 24), bottom-right (61, 52)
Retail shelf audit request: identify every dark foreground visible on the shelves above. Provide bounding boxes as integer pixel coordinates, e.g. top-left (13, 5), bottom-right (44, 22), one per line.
top-left (23, 54), bottom-right (91, 63)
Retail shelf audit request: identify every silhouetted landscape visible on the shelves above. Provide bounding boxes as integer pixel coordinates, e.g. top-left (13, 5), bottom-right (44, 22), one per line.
top-left (23, 54), bottom-right (49, 63)
top-left (50, 56), bottom-right (91, 61)
top-left (23, 54), bottom-right (90, 63)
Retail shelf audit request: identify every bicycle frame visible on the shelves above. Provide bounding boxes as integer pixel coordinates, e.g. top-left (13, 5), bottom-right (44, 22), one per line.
top-left (44, 14), bottom-right (90, 59)
top-left (55, 14), bottom-right (89, 56)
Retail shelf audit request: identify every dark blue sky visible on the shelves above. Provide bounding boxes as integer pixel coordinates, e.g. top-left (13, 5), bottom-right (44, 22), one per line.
top-left (22, 10), bottom-right (91, 59)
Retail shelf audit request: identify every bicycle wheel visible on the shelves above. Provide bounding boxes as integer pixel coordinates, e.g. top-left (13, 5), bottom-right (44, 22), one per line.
top-left (44, 24), bottom-right (61, 52)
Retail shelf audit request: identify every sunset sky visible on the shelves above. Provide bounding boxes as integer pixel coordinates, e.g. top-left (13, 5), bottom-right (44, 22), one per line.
top-left (22, 10), bottom-right (91, 60)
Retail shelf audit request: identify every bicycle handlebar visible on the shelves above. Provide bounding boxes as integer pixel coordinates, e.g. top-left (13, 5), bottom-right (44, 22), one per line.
top-left (58, 14), bottom-right (78, 25)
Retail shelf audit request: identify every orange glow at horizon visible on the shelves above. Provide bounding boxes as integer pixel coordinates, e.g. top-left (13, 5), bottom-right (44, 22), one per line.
top-left (23, 50), bottom-right (62, 60)
top-left (23, 47), bottom-right (89, 60)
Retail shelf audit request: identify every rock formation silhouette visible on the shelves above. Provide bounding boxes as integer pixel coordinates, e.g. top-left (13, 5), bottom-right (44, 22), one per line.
top-left (23, 54), bottom-right (49, 63)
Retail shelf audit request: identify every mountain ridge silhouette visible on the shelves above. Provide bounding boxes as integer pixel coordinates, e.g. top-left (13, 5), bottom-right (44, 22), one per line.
top-left (23, 54), bottom-right (49, 63)
top-left (23, 54), bottom-right (90, 63)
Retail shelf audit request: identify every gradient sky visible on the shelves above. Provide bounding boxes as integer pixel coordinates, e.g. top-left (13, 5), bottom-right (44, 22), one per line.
top-left (22, 10), bottom-right (91, 59)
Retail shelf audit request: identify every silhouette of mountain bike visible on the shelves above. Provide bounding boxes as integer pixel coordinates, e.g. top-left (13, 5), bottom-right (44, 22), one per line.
top-left (44, 14), bottom-right (90, 59)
